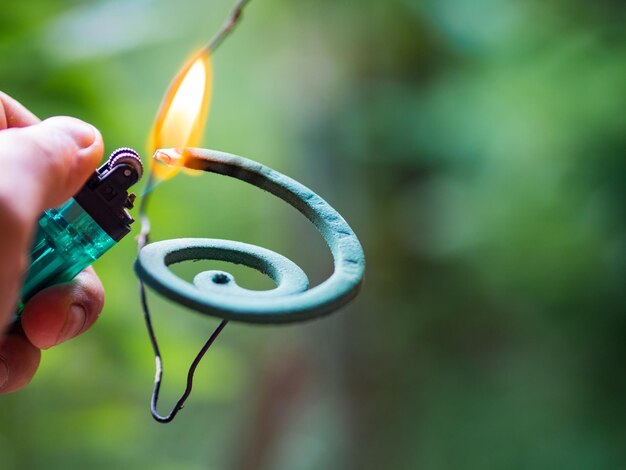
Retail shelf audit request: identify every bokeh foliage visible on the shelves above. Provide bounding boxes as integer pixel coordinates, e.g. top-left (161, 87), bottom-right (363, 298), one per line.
top-left (1, 0), bottom-right (625, 468)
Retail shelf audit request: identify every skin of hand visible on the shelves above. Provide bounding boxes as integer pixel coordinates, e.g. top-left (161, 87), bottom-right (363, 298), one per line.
top-left (0, 91), bottom-right (105, 394)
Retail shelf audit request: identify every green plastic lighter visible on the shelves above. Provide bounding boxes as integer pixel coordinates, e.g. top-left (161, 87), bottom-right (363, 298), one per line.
top-left (19, 148), bottom-right (143, 307)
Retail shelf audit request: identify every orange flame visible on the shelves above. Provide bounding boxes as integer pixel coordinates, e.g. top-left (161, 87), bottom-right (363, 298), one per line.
top-left (149, 50), bottom-right (212, 180)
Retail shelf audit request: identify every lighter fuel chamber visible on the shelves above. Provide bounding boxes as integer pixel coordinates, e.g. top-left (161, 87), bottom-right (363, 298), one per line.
top-left (20, 148), bottom-right (143, 304)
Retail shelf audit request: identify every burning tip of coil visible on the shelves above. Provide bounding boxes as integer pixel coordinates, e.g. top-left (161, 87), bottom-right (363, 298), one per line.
top-left (153, 148), bottom-right (183, 166)
top-left (151, 148), bottom-right (202, 181)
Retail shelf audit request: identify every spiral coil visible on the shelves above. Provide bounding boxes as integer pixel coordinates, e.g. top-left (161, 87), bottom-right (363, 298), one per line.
top-left (135, 148), bottom-right (365, 324)
top-left (135, 148), bottom-right (365, 422)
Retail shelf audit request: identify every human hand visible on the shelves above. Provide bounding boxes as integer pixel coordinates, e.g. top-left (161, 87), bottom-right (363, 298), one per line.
top-left (0, 92), bottom-right (105, 393)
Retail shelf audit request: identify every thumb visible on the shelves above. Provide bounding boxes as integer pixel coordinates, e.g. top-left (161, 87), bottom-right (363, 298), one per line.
top-left (0, 116), bottom-right (103, 221)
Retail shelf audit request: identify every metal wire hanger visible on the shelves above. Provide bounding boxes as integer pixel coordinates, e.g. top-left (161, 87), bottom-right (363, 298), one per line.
top-left (139, 278), bottom-right (228, 423)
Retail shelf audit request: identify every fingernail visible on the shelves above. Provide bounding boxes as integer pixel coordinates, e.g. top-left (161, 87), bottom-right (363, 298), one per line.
top-left (0, 356), bottom-right (9, 390)
top-left (57, 304), bottom-right (87, 345)
top-left (46, 117), bottom-right (97, 150)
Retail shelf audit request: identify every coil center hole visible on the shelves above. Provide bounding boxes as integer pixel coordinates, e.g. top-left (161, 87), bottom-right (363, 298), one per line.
top-left (212, 272), bottom-right (230, 284)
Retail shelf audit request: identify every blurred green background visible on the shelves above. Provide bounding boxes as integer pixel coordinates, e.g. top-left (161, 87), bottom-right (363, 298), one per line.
top-left (1, 0), bottom-right (625, 468)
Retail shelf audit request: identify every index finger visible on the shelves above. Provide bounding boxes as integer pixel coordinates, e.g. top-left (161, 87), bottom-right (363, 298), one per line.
top-left (0, 92), bottom-right (40, 130)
